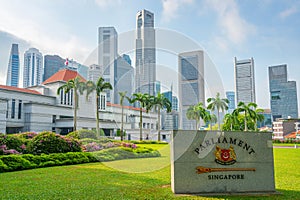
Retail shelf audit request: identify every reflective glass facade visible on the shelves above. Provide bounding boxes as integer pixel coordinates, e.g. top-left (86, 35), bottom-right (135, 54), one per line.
top-left (6, 44), bottom-right (20, 87)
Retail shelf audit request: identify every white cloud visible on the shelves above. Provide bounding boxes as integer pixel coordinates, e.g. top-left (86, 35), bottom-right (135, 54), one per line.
top-left (204, 0), bottom-right (256, 45)
top-left (0, 1), bottom-right (91, 63)
top-left (95, 0), bottom-right (122, 8)
top-left (161, 0), bottom-right (194, 22)
top-left (279, 7), bottom-right (298, 19)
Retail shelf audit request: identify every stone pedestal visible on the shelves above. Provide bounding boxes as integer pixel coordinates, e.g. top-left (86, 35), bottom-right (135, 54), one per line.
top-left (171, 131), bottom-right (276, 195)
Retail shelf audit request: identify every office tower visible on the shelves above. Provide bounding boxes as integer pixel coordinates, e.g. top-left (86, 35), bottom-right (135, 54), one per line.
top-left (234, 57), bottom-right (256, 104)
top-left (23, 48), bottom-right (43, 88)
top-left (6, 44), bottom-right (20, 87)
top-left (269, 64), bottom-right (298, 120)
top-left (178, 50), bottom-right (205, 130)
top-left (98, 27), bottom-right (118, 103)
top-left (114, 56), bottom-right (134, 106)
top-left (135, 9), bottom-right (156, 95)
top-left (65, 59), bottom-right (88, 79)
top-left (226, 91), bottom-right (235, 113)
top-left (122, 54), bottom-right (131, 65)
top-left (88, 64), bottom-right (103, 82)
top-left (172, 96), bottom-right (178, 111)
top-left (155, 81), bottom-right (161, 96)
top-left (43, 55), bottom-right (65, 81)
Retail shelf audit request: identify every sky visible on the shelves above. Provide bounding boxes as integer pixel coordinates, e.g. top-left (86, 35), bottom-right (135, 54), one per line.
top-left (0, 0), bottom-right (299, 113)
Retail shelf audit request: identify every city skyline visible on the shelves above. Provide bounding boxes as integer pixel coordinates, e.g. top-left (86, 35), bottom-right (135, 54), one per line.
top-left (0, 1), bottom-right (299, 114)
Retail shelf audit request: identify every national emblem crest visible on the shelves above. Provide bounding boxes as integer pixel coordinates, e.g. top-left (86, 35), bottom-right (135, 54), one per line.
top-left (214, 145), bottom-right (236, 165)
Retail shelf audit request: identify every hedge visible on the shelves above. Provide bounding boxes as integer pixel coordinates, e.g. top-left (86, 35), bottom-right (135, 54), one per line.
top-left (0, 152), bottom-right (97, 173)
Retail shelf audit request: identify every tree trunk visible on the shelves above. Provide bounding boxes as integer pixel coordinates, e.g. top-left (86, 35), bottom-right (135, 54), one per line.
top-left (73, 90), bottom-right (77, 132)
top-left (121, 106), bottom-right (124, 141)
top-left (157, 108), bottom-right (161, 141)
top-left (244, 111), bottom-right (248, 131)
top-left (96, 95), bottom-right (100, 136)
top-left (217, 110), bottom-right (220, 130)
top-left (139, 108), bottom-right (142, 141)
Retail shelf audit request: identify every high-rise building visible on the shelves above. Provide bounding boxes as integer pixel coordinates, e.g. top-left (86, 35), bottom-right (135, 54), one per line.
top-left (269, 64), bottom-right (298, 120)
top-left (122, 54), bottom-right (131, 65)
top-left (43, 55), bottom-right (65, 81)
top-left (135, 9), bottom-right (156, 95)
top-left (6, 44), bottom-right (20, 87)
top-left (178, 50), bottom-right (205, 130)
top-left (226, 91), bottom-right (235, 113)
top-left (98, 27), bottom-right (118, 103)
top-left (172, 96), bottom-right (178, 111)
top-left (65, 59), bottom-right (88, 80)
top-left (234, 57), bottom-right (256, 104)
top-left (88, 64), bottom-right (102, 82)
top-left (23, 48), bottom-right (43, 88)
top-left (155, 81), bottom-right (161, 96)
top-left (114, 56), bottom-right (134, 106)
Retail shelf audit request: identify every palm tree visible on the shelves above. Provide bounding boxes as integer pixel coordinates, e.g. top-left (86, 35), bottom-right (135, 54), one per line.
top-left (57, 77), bottom-right (85, 132)
top-left (85, 77), bottom-right (112, 136)
top-left (234, 102), bottom-right (257, 131)
top-left (207, 92), bottom-right (229, 130)
top-left (128, 93), bottom-right (151, 141)
top-left (204, 112), bottom-right (217, 130)
top-left (118, 91), bottom-right (128, 141)
top-left (253, 108), bottom-right (265, 131)
top-left (186, 103), bottom-right (207, 130)
top-left (149, 93), bottom-right (172, 141)
top-left (223, 113), bottom-right (238, 131)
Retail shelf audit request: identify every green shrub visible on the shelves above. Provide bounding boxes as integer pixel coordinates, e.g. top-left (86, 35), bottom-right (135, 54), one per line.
top-left (68, 129), bottom-right (101, 140)
top-left (92, 147), bottom-right (160, 162)
top-left (130, 140), bottom-right (168, 144)
top-left (0, 134), bottom-right (26, 154)
top-left (27, 131), bottom-right (82, 154)
top-left (0, 152), bottom-right (98, 172)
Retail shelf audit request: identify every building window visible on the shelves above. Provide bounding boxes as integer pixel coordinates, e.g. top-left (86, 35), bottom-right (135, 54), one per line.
top-left (60, 90), bottom-right (64, 104)
top-left (11, 99), bottom-right (15, 119)
top-left (18, 100), bottom-right (22, 119)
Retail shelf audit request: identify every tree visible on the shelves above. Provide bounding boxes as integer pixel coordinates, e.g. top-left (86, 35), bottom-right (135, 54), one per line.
top-left (149, 93), bottom-right (172, 141)
top-left (207, 92), bottom-right (229, 130)
top-left (186, 103), bottom-right (207, 130)
top-left (223, 113), bottom-right (238, 131)
top-left (85, 77), bottom-right (112, 136)
top-left (234, 102), bottom-right (257, 131)
top-left (57, 77), bottom-right (85, 132)
top-left (118, 91), bottom-right (128, 141)
top-left (253, 108), bottom-right (265, 131)
top-left (204, 112), bottom-right (217, 130)
top-left (128, 93), bottom-right (151, 141)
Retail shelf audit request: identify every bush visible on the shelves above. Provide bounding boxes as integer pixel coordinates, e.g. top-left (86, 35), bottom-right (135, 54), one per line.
top-left (130, 140), bottom-right (168, 144)
top-left (0, 152), bottom-right (98, 172)
top-left (0, 134), bottom-right (26, 154)
top-left (92, 147), bottom-right (160, 162)
top-left (15, 132), bottom-right (38, 140)
top-left (67, 129), bottom-right (101, 140)
top-left (27, 131), bottom-right (82, 154)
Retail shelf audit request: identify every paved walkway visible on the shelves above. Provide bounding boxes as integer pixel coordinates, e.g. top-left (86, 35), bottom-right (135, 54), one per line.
top-left (273, 145), bottom-right (299, 149)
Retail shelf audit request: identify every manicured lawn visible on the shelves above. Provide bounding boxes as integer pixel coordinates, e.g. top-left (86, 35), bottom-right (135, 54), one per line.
top-left (0, 145), bottom-right (299, 199)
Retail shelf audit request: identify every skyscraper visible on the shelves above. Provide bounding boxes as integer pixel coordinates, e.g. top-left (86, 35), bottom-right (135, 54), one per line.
top-left (269, 64), bottom-right (298, 120)
top-left (226, 91), bottom-right (235, 113)
top-left (234, 57), bottom-right (256, 104)
top-left (6, 44), bottom-right (20, 87)
top-left (178, 50), bottom-right (205, 130)
top-left (98, 27), bottom-right (118, 103)
top-left (23, 48), bottom-right (43, 88)
top-left (135, 9), bottom-right (156, 95)
top-left (88, 64), bottom-right (102, 82)
top-left (43, 55), bottom-right (65, 81)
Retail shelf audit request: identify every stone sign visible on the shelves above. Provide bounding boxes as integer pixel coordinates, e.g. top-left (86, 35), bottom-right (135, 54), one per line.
top-left (171, 130), bottom-right (277, 195)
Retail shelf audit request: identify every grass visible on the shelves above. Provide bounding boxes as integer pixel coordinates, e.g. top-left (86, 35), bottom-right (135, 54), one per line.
top-left (0, 145), bottom-right (299, 199)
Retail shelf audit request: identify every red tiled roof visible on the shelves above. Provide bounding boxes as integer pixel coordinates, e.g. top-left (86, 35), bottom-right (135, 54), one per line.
top-left (42, 69), bottom-right (86, 84)
top-left (0, 85), bottom-right (41, 95)
top-left (285, 131), bottom-right (300, 139)
top-left (106, 102), bottom-right (146, 112)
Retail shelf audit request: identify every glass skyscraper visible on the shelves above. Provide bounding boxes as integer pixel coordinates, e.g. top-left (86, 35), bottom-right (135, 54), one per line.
top-left (6, 44), bottom-right (20, 87)
top-left (226, 91), bottom-right (236, 113)
top-left (135, 9), bottom-right (156, 95)
top-left (269, 64), bottom-right (298, 120)
top-left (23, 48), bottom-right (43, 88)
top-left (234, 57), bottom-right (256, 104)
top-left (43, 55), bottom-right (65, 81)
top-left (178, 50), bottom-right (205, 130)
top-left (98, 27), bottom-right (118, 103)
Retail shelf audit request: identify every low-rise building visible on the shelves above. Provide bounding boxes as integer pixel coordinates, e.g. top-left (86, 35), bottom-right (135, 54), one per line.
top-left (272, 118), bottom-right (300, 139)
top-left (0, 69), bottom-right (158, 140)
